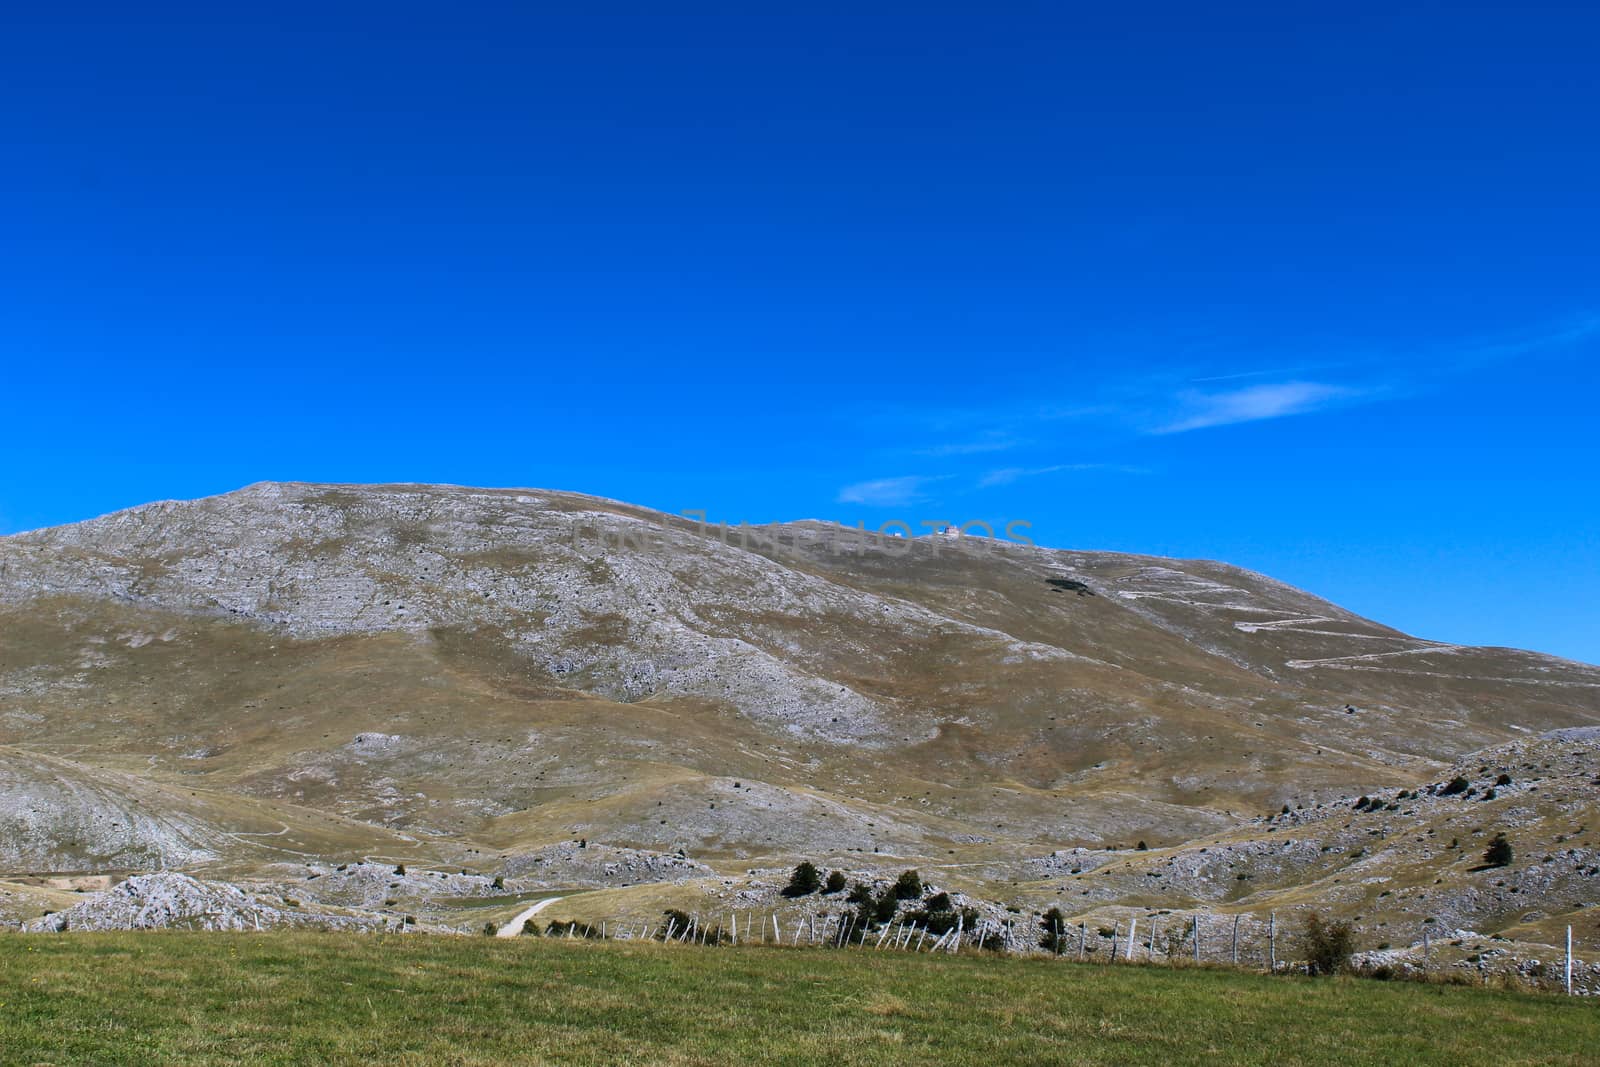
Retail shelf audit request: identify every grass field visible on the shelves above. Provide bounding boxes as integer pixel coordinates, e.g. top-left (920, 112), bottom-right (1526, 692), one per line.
top-left (1, 933), bottom-right (1595, 1066)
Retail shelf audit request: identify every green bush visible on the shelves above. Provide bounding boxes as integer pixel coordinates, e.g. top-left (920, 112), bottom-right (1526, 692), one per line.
top-left (892, 870), bottom-right (923, 900)
top-left (1484, 833), bottom-right (1513, 867)
top-left (1441, 776), bottom-right (1470, 796)
top-left (782, 862), bottom-right (822, 897)
top-left (823, 870), bottom-right (847, 894)
top-left (1301, 912), bottom-right (1356, 976)
top-left (546, 920), bottom-right (598, 939)
top-left (1039, 907), bottom-right (1070, 953)
top-left (845, 883), bottom-right (873, 905)
top-left (661, 909), bottom-right (693, 938)
top-left (905, 900), bottom-right (974, 936)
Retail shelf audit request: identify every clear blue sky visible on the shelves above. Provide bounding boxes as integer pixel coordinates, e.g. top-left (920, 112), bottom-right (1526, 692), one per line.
top-left (3, 4), bottom-right (1597, 663)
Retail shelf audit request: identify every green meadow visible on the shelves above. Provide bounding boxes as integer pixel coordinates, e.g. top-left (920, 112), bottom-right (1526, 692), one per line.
top-left (2, 932), bottom-right (1594, 1066)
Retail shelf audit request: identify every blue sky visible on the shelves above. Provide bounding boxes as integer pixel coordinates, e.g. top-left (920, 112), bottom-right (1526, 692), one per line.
top-left (3, 4), bottom-right (1597, 663)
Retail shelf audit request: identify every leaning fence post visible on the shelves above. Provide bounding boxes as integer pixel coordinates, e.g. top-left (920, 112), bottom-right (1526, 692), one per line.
top-left (1126, 918), bottom-right (1137, 961)
top-left (1231, 915), bottom-right (1239, 965)
top-left (1268, 911), bottom-right (1276, 971)
top-left (1078, 922), bottom-right (1086, 961)
top-left (1193, 916), bottom-right (1200, 963)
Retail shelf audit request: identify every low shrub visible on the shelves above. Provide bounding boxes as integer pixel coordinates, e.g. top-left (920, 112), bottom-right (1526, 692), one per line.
top-left (1301, 912), bottom-right (1356, 976)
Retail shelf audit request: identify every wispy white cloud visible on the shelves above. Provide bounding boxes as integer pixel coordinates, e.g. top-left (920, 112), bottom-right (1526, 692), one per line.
top-left (1447, 312), bottom-right (1600, 370)
top-left (913, 435), bottom-right (1023, 458)
top-left (843, 311), bottom-right (1597, 462)
top-left (1155, 381), bottom-right (1359, 434)
top-left (977, 463), bottom-right (1145, 488)
top-left (836, 475), bottom-right (940, 507)
top-left (1188, 364), bottom-right (1338, 384)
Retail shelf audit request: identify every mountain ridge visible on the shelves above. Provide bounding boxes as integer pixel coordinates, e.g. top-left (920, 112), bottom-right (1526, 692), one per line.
top-left (2, 481), bottom-right (1596, 961)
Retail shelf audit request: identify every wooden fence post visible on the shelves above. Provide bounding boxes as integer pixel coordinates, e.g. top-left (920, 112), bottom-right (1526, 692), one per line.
top-left (1126, 918), bottom-right (1137, 961)
top-left (1193, 916), bottom-right (1200, 963)
top-left (1231, 915), bottom-right (1239, 965)
top-left (1566, 926), bottom-right (1574, 996)
top-left (1078, 922), bottom-right (1086, 961)
top-left (1268, 911), bottom-right (1276, 971)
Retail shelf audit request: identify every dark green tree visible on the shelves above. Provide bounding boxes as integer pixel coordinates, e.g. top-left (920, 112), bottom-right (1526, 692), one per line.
top-left (782, 861), bottom-right (822, 898)
top-left (823, 870), bottom-right (847, 894)
top-left (892, 869), bottom-right (923, 900)
top-left (1484, 833), bottom-right (1514, 868)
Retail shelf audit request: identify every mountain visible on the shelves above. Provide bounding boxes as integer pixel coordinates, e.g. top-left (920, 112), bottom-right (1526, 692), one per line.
top-left (2, 482), bottom-right (1597, 962)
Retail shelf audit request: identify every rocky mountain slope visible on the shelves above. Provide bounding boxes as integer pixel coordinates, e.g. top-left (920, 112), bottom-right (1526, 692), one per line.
top-left (2, 482), bottom-right (1596, 965)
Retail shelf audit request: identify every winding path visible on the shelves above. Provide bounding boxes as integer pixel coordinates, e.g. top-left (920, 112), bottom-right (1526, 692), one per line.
top-left (496, 895), bottom-right (565, 938)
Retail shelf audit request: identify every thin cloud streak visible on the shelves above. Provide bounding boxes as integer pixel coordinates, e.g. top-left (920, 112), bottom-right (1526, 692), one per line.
top-left (913, 435), bottom-right (1024, 457)
top-left (836, 475), bottom-right (939, 507)
top-left (1155, 381), bottom-right (1359, 434)
top-left (977, 463), bottom-right (1146, 488)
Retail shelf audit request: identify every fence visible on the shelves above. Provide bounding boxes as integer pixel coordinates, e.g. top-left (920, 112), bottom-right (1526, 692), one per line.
top-left (514, 908), bottom-right (1591, 995)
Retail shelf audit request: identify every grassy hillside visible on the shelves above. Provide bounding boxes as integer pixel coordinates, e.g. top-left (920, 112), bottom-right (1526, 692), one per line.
top-left (2, 933), bottom-right (1595, 1066)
